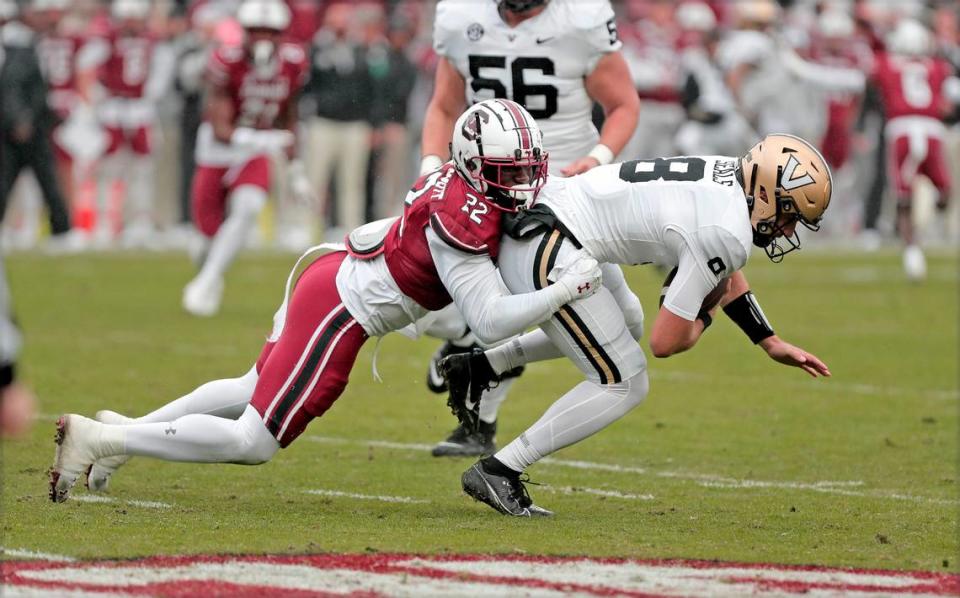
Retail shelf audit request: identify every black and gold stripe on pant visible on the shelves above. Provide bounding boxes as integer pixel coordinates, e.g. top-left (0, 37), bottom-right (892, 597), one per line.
top-left (533, 230), bottom-right (622, 385)
top-left (268, 308), bottom-right (353, 436)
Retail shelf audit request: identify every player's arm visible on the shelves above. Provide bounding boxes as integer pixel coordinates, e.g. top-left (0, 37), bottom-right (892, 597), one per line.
top-left (420, 57), bottom-right (466, 173)
top-left (563, 51), bottom-right (640, 176)
top-left (426, 229), bottom-right (600, 345)
top-left (721, 271), bottom-right (831, 378)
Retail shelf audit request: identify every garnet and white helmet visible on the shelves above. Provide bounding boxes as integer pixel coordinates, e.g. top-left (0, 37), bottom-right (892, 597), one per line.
top-left (450, 99), bottom-right (549, 212)
top-left (740, 134), bottom-right (832, 261)
top-left (886, 19), bottom-right (931, 57)
top-left (111, 0), bottom-right (151, 20)
top-left (818, 9), bottom-right (855, 40)
top-left (237, 0), bottom-right (291, 31)
top-left (676, 2), bottom-right (716, 32)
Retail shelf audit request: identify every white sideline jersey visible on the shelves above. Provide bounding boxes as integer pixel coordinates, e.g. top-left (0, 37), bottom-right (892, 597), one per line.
top-left (539, 156), bottom-right (753, 320)
top-left (434, 0), bottom-right (621, 170)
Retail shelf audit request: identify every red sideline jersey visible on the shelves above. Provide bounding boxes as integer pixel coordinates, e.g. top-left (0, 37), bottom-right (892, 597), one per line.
top-left (383, 164), bottom-right (502, 311)
top-left (872, 53), bottom-right (954, 120)
top-left (206, 43), bottom-right (308, 130)
top-left (98, 29), bottom-right (157, 99)
top-left (37, 34), bottom-right (89, 118)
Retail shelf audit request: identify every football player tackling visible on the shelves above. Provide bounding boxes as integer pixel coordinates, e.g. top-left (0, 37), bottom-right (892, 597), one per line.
top-left (440, 134), bottom-right (833, 516)
top-left (49, 100), bottom-right (602, 503)
top-left (421, 0), bottom-right (640, 458)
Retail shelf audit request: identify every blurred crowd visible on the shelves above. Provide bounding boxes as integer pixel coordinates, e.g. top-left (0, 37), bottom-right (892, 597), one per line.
top-left (0, 0), bottom-right (958, 257)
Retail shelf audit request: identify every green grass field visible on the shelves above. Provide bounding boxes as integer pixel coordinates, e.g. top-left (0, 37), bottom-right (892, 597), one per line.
top-left (1, 248), bottom-right (957, 572)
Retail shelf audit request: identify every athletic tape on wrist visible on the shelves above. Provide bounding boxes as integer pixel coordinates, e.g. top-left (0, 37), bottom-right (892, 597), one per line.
top-left (722, 291), bottom-right (774, 344)
top-left (587, 144), bottom-right (615, 166)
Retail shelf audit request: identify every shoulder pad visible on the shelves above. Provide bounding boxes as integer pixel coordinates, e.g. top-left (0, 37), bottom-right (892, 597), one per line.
top-left (428, 171), bottom-right (500, 255)
top-left (554, 0), bottom-right (615, 31)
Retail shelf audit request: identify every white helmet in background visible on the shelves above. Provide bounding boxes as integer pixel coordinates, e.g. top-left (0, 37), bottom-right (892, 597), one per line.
top-left (450, 99), bottom-right (549, 212)
top-left (30, 0), bottom-right (70, 10)
top-left (237, 0), bottom-right (291, 77)
top-left (886, 19), bottom-right (932, 57)
top-left (676, 2), bottom-right (716, 32)
top-left (818, 9), bottom-right (855, 39)
top-left (0, 0), bottom-right (17, 20)
top-left (237, 0), bottom-right (291, 31)
top-left (111, 0), bottom-right (151, 20)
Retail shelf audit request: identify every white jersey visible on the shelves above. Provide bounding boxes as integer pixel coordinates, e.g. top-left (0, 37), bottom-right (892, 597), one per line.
top-left (538, 155), bottom-right (753, 320)
top-left (434, 0), bottom-right (621, 170)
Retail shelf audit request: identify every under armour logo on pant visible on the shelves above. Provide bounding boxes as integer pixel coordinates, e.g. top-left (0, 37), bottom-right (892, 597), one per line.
top-left (577, 283), bottom-right (591, 294)
top-left (164, 425), bottom-right (176, 435)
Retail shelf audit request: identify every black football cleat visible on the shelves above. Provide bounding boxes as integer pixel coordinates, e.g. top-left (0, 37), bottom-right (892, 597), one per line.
top-left (431, 420), bottom-right (497, 457)
top-left (426, 341), bottom-right (478, 394)
top-left (438, 348), bottom-right (499, 432)
top-left (461, 459), bottom-right (553, 517)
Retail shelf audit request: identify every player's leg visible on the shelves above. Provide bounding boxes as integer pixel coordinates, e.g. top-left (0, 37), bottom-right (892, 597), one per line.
top-left (923, 136), bottom-right (952, 233)
top-left (890, 134), bottom-right (925, 280)
top-left (120, 127), bottom-right (156, 248)
top-left (183, 157), bottom-right (269, 316)
top-left (51, 252), bottom-right (367, 502)
top-left (425, 305), bottom-right (521, 458)
top-left (461, 233), bottom-right (649, 516)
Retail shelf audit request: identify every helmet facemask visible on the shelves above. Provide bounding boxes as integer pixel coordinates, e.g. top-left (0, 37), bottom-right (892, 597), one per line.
top-left (476, 148), bottom-right (548, 212)
top-left (751, 188), bottom-right (821, 263)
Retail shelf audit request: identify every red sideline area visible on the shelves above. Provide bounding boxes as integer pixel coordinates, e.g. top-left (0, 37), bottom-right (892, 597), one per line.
top-left (2, 553), bottom-right (958, 596)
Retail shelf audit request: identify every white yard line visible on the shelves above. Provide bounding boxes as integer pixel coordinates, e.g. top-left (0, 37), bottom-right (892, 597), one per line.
top-left (305, 434), bottom-right (958, 506)
top-left (70, 495), bottom-right (172, 509)
top-left (303, 489), bottom-right (429, 504)
top-left (539, 485), bottom-right (655, 500)
top-left (1, 547), bottom-right (75, 562)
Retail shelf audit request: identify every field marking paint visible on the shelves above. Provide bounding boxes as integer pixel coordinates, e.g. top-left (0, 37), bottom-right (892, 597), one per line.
top-left (539, 484), bottom-right (655, 501)
top-left (70, 495), bottom-right (172, 509)
top-left (306, 434), bottom-right (958, 506)
top-left (303, 489), bottom-right (429, 504)
top-left (2, 554), bottom-right (957, 597)
top-left (0, 548), bottom-right (75, 562)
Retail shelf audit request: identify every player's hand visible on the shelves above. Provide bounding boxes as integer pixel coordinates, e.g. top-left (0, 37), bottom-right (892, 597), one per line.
top-left (0, 383), bottom-right (36, 438)
top-left (552, 251), bottom-right (603, 302)
top-left (560, 156), bottom-right (601, 177)
top-left (759, 336), bottom-right (831, 378)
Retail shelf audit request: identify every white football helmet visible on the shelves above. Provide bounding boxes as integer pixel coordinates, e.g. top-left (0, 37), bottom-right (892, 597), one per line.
top-left (450, 99), bottom-right (548, 212)
top-left (237, 0), bottom-right (291, 77)
top-left (111, 0), bottom-right (151, 20)
top-left (818, 9), bottom-right (854, 39)
top-left (237, 0), bottom-right (291, 31)
top-left (886, 19), bottom-right (931, 57)
top-left (676, 2), bottom-right (716, 32)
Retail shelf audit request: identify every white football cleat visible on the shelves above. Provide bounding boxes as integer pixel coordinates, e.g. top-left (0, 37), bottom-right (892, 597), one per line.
top-left (50, 415), bottom-right (104, 503)
top-left (86, 410), bottom-right (135, 493)
top-left (182, 275), bottom-right (224, 317)
top-left (903, 245), bottom-right (927, 282)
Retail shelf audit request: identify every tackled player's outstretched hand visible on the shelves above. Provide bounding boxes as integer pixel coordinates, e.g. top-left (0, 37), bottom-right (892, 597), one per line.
top-left (759, 336), bottom-right (831, 378)
top-left (551, 250), bottom-right (603, 302)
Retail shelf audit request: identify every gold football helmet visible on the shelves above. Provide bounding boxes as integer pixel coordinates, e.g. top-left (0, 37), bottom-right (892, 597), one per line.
top-left (740, 134), bottom-right (832, 261)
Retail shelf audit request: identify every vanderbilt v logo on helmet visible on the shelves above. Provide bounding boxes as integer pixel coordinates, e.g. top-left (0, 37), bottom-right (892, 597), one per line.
top-left (741, 133), bottom-right (832, 261)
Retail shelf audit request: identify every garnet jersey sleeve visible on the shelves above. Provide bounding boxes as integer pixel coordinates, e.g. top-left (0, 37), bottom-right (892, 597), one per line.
top-left (206, 44), bottom-right (243, 89)
top-left (427, 169), bottom-right (502, 258)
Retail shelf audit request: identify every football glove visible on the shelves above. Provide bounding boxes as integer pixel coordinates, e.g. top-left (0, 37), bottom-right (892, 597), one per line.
top-left (550, 250), bottom-right (603, 302)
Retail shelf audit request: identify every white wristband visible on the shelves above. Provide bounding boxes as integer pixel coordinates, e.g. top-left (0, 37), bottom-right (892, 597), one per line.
top-left (419, 154), bottom-right (444, 175)
top-left (587, 143), bottom-right (615, 166)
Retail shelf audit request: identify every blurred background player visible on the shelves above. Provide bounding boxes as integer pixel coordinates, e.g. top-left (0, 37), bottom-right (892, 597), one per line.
top-left (182, 0), bottom-right (306, 317)
top-left (92, 0), bottom-right (174, 249)
top-left (871, 18), bottom-right (959, 281)
top-left (419, 0), bottom-right (640, 458)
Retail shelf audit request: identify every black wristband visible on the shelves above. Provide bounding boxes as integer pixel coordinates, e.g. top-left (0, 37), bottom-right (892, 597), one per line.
top-left (0, 363), bottom-right (15, 389)
top-left (722, 291), bottom-right (774, 344)
top-left (696, 310), bottom-right (713, 331)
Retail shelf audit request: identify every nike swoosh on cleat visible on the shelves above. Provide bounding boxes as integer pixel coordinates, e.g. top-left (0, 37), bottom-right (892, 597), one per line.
top-left (535, 36), bottom-right (553, 44)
